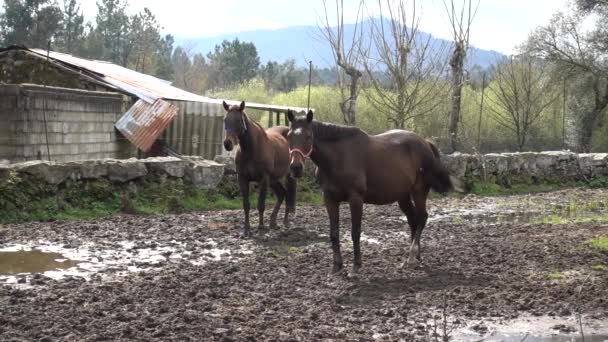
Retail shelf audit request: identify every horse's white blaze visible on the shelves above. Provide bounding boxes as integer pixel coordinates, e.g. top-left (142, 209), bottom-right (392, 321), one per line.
top-left (293, 128), bottom-right (303, 135)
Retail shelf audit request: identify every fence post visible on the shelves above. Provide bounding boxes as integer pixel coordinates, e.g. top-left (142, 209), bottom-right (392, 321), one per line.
top-left (268, 110), bottom-right (273, 128)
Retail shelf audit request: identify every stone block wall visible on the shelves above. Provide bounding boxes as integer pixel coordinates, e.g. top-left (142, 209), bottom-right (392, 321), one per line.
top-left (0, 84), bottom-right (135, 163)
top-left (442, 151), bottom-right (608, 187)
top-left (0, 157), bottom-right (225, 188)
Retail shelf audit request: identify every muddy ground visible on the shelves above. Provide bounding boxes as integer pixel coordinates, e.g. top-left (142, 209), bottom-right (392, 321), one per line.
top-left (1, 189), bottom-right (607, 341)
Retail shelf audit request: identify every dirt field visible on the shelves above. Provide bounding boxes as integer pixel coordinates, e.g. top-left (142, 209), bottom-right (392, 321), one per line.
top-left (1, 189), bottom-right (607, 341)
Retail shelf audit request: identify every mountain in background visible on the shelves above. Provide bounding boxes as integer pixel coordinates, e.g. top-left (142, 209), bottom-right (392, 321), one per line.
top-left (176, 19), bottom-right (504, 69)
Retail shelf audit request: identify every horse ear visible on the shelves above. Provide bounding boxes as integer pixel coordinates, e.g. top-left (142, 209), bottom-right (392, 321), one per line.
top-left (287, 109), bottom-right (295, 122)
top-left (306, 110), bottom-right (313, 123)
top-left (239, 101), bottom-right (245, 111)
top-left (222, 101), bottom-right (229, 111)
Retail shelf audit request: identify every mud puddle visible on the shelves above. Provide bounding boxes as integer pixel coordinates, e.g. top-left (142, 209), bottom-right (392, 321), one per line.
top-left (425, 199), bottom-right (608, 225)
top-left (454, 315), bottom-right (608, 341)
top-left (0, 239), bottom-right (252, 286)
top-left (0, 250), bottom-right (78, 275)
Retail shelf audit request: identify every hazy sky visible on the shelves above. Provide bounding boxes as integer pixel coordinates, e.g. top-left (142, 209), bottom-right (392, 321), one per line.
top-left (81, 0), bottom-right (572, 54)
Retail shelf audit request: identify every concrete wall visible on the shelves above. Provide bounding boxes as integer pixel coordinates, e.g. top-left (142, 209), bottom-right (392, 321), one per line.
top-left (0, 84), bottom-right (135, 163)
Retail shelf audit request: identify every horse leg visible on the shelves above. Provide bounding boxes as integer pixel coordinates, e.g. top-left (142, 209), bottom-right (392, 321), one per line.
top-left (239, 175), bottom-right (251, 238)
top-left (257, 175), bottom-right (269, 230)
top-left (285, 174), bottom-right (297, 216)
top-left (325, 195), bottom-right (342, 274)
top-left (398, 196), bottom-right (418, 268)
top-left (349, 195), bottom-right (364, 274)
top-left (409, 187), bottom-right (430, 265)
top-left (269, 180), bottom-right (285, 229)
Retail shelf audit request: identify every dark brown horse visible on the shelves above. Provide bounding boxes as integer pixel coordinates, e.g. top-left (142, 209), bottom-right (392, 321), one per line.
top-left (286, 110), bottom-right (452, 274)
top-left (223, 101), bottom-right (296, 237)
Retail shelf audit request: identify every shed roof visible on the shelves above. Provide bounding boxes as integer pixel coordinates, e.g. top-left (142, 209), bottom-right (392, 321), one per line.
top-left (7, 46), bottom-right (309, 112)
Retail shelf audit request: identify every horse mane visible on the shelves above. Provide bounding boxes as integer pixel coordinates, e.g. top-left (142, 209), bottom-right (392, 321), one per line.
top-left (243, 111), bottom-right (265, 133)
top-left (311, 121), bottom-right (364, 142)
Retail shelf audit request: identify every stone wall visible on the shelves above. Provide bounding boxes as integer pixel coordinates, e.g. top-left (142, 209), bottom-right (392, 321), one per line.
top-left (442, 151), bottom-right (608, 188)
top-left (1, 152), bottom-right (605, 192)
top-left (0, 84), bottom-right (134, 163)
top-left (249, 151), bottom-right (608, 190)
top-left (0, 157), bottom-right (224, 188)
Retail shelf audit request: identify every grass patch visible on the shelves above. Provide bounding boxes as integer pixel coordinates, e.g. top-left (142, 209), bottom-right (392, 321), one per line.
top-left (592, 264), bottom-right (607, 271)
top-left (0, 173), bottom-right (323, 224)
top-left (589, 236), bottom-right (608, 251)
top-left (470, 181), bottom-right (566, 196)
top-left (546, 272), bottom-right (566, 280)
top-left (534, 213), bottom-right (608, 225)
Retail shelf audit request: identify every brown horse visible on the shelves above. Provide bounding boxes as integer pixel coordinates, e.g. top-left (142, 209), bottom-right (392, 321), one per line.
top-left (286, 109), bottom-right (452, 274)
top-left (223, 101), bottom-right (296, 237)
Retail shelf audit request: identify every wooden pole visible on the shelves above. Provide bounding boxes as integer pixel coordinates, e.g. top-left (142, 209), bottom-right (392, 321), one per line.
top-left (477, 72), bottom-right (486, 152)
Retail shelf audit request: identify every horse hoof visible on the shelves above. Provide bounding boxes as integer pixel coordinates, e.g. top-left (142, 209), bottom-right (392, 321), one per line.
top-left (330, 265), bottom-right (343, 275)
top-left (405, 258), bottom-right (419, 269)
top-left (349, 265), bottom-right (361, 278)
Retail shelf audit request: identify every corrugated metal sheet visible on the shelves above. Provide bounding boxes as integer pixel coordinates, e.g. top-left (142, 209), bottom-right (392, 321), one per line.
top-left (162, 101), bottom-right (224, 159)
top-left (115, 99), bottom-right (178, 152)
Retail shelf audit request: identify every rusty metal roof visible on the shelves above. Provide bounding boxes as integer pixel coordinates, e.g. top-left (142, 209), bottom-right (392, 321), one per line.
top-left (115, 99), bottom-right (179, 152)
top-left (30, 48), bottom-right (210, 104)
top-left (26, 48), bottom-right (311, 112)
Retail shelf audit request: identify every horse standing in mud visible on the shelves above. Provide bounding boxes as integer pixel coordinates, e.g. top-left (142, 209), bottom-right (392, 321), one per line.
top-left (223, 101), bottom-right (296, 237)
top-left (286, 110), bottom-right (452, 274)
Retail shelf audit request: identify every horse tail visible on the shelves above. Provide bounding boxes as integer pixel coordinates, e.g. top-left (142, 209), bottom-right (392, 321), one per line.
top-left (425, 140), bottom-right (452, 194)
top-left (285, 174), bottom-right (297, 211)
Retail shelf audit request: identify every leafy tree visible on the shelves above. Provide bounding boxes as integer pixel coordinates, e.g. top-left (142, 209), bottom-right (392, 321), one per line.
top-left (129, 8), bottom-right (161, 74)
top-left (172, 45), bottom-right (208, 94)
top-left (0, 0), bottom-right (62, 48)
top-left (56, 0), bottom-right (85, 54)
top-left (95, 0), bottom-right (130, 65)
top-left (206, 38), bottom-right (260, 89)
top-left (155, 34), bottom-right (174, 80)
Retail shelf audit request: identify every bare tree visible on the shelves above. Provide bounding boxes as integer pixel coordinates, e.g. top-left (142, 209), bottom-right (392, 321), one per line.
top-left (526, 11), bottom-right (608, 152)
top-left (172, 43), bottom-right (209, 94)
top-left (443, 0), bottom-right (479, 153)
top-left (486, 56), bottom-right (558, 151)
top-left (362, 0), bottom-right (448, 130)
top-left (318, 0), bottom-right (366, 125)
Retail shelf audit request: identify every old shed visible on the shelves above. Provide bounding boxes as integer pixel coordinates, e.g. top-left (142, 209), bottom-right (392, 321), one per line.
top-left (0, 46), bottom-right (307, 163)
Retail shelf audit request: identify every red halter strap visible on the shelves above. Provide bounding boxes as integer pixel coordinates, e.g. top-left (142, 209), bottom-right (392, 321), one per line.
top-left (289, 146), bottom-right (313, 159)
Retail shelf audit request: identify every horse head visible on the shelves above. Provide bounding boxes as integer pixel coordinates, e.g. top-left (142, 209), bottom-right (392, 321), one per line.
top-left (286, 109), bottom-right (314, 177)
top-left (222, 100), bottom-right (247, 151)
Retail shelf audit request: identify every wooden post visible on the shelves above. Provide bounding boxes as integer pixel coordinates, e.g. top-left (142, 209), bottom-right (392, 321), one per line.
top-left (268, 110), bottom-right (273, 128)
top-left (276, 111), bottom-right (280, 126)
top-left (284, 112), bottom-right (288, 126)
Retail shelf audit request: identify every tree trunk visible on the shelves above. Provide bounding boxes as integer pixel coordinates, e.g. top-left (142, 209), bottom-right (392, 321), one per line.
top-left (448, 42), bottom-right (465, 153)
top-left (337, 59), bottom-right (361, 126)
